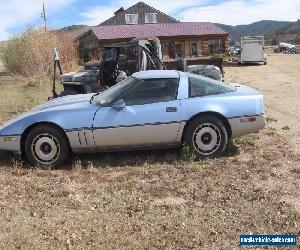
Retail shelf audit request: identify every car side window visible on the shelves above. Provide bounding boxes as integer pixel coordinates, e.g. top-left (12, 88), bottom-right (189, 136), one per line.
top-left (189, 76), bottom-right (235, 97)
top-left (121, 78), bottom-right (178, 106)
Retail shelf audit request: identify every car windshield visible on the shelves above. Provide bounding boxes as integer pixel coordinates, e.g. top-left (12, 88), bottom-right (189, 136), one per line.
top-left (93, 77), bottom-right (141, 106)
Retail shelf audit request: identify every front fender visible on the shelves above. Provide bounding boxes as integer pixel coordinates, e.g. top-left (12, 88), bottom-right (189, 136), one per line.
top-left (0, 109), bottom-right (95, 136)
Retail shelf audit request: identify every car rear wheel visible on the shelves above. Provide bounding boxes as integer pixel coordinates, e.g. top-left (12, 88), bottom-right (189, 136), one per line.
top-left (183, 115), bottom-right (228, 159)
top-left (24, 125), bottom-right (70, 168)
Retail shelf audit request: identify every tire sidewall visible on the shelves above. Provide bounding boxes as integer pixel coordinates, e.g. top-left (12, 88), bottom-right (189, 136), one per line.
top-left (24, 125), bottom-right (70, 168)
top-left (184, 115), bottom-right (228, 159)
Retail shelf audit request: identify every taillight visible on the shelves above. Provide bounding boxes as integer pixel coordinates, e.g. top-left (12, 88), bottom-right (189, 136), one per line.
top-left (240, 117), bottom-right (257, 123)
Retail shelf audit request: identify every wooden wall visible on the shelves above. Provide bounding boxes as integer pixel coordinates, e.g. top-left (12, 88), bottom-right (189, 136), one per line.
top-left (77, 34), bottom-right (229, 61)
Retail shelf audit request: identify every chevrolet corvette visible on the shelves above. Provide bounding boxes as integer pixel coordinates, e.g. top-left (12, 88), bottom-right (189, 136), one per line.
top-left (0, 70), bottom-right (265, 167)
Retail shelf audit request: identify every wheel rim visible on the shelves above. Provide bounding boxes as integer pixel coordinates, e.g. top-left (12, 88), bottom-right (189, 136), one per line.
top-left (31, 133), bottom-right (60, 164)
top-left (192, 123), bottom-right (221, 156)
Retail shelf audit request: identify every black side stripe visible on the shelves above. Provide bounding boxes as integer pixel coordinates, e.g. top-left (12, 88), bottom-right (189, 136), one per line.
top-left (83, 131), bottom-right (88, 145)
top-left (78, 131), bottom-right (82, 145)
top-left (64, 120), bottom-right (187, 133)
top-left (228, 114), bottom-right (264, 119)
top-left (64, 114), bottom-right (264, 133)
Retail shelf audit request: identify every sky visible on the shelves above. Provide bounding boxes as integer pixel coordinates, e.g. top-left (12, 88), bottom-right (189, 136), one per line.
top-left (0, 0), bottom-right (299, 41)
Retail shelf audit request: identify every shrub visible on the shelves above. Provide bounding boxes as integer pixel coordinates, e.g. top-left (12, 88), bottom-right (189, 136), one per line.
top-left (0, 28), bottom-right (78, 78)
top-left (180, 144), bottom-right (197, 163)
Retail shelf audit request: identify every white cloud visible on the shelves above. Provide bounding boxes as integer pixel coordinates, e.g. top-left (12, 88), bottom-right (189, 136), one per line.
top-left (0, 0), bottom-right (75, 41)
top-left (80, 0), bottom-right (206, 25)
top-left (81, 6), bottom-right (119, 26)
top-left (120, 0), bottom-right (206, 13)
top-left (179, 0), bottom-right (300, 25)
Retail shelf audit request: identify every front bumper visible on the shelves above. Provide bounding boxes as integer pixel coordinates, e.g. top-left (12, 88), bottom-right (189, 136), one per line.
top-left (0, 135), bottom-right (21, 153)
top-left (228, 115), bottom-right (266, 138)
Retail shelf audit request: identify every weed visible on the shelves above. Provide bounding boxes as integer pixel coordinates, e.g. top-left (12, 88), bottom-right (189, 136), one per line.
top-left (180, 144), bottom-right (197, 163)
top-left (223, 140), bottom-right (240, 156)
top-left (266, 116), bottom-right (278, 123)
top-left (282, 126), bottom-right (290, 130)
top-left (237, 134), bottom-right (256, 148)
top-left (122, 180), bottom-right (136, 191)
top-left (73, 159), bottom-right (83, 169)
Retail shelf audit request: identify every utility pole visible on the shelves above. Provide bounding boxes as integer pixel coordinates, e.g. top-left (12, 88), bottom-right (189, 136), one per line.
top-left (41, 1), bottom-right (47, 32)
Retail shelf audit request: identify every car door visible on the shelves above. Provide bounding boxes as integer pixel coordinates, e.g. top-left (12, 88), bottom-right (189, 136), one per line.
top-left (92, 78), bottom-right (184, 148)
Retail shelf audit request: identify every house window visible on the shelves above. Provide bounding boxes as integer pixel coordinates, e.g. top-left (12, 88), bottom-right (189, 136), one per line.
top-left (145, 13), bottom-right (157, 23)
top-left (162, 41), bottom-right (175, 59)
top-left (162, 41), bottom-right (185, 59)
top-left (125, 14), bottom-right (138, 24)
top-left (175, 41), bottom-right (185, 58)
top-left (190, 41), bottom-right (203, 57)
top-left (208, 39), bottom-right (225, 54)
top-left (191, 42), bottom-right (198, 57)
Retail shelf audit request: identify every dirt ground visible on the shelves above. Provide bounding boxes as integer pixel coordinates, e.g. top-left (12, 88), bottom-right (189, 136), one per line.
top-left (225, 53), bottom-right (300, 153)
top-left (0, 54), bottom-right (299, 249)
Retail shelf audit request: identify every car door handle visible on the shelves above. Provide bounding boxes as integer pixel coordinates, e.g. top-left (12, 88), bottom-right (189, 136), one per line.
top-left (166, 107), bottom-right (177, 112)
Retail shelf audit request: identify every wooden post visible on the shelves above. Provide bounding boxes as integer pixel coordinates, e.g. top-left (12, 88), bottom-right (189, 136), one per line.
top-left (224, 36), bottom-right (229, 53)
top-left (202, 40), bottom-right (209, 56)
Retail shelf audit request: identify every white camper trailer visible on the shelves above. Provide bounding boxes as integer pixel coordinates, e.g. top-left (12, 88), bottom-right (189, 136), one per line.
top-left (238, 36), bottom-right (267, 65)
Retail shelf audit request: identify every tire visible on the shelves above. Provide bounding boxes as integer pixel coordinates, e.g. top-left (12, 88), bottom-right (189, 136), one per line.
top-left (58, 89), bottom-right (79, 97)
top-left (24, 125), bottom-right (70, 168)
top-left (183, 115), bottom-right (228, 159)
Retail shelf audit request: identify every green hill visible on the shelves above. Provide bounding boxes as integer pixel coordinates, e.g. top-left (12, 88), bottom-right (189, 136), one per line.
top-left (216, 20), bottom-right (291, 43)
top-left (58, 25), bottom-right (90, 40)
top-left (265, 20), bottom-right (300, 44)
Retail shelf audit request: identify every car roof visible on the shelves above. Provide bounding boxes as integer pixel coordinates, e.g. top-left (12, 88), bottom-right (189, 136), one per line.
top-left (133, 70), bottom-right (186, 79)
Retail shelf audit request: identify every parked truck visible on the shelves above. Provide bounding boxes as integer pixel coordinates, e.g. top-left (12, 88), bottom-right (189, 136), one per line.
top-left (237, 36), bottom-right (267, 65)
top-left (274, 42), bottom-right (297, 54)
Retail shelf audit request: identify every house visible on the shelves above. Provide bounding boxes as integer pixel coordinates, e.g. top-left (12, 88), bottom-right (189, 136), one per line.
top-left (100, 2), bottom-right (179, 26)
top-left (76, 2), bottom-right (229, 61)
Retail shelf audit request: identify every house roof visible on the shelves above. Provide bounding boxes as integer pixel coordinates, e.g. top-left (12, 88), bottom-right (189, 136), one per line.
top-left (99, 2), bottom-right (179, 26)
top-left (90, 22), bottom-right (227, 41)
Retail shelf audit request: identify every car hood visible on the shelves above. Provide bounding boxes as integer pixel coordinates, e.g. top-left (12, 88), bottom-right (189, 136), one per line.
top-left (0, 94), bottom-right (95, 131)
top-left (31, 94), bottom-right (94, 112)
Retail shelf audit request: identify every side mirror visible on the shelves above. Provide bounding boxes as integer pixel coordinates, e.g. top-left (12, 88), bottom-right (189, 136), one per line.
top-left (112, 99), bottom-right (126, 111)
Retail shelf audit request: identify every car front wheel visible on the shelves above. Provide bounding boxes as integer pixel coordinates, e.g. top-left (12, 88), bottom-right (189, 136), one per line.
top-left (183, 115), bottom-right (228, 159)
top-left (24, 125), bottom-right (70, 168)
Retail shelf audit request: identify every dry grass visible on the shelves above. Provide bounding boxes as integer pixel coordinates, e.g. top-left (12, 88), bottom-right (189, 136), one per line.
top-left (0, 29), bottom-right (78, 78)
top-left (0, 61), bottom-right (4, 72)
top-left (0, 127), bottom-right (299, 249)
top-left (0, 57), bottom-right (299, 249)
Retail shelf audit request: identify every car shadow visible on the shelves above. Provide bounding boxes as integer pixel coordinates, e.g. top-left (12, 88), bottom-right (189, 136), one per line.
top-left (0, 142), bottom-right (241, 170)
top-left (71, 148), bottom-right (181, 169)
top-left (62, 141), bottom-right (241, 169)
top-left (0, 151), bottom-right (14, 166)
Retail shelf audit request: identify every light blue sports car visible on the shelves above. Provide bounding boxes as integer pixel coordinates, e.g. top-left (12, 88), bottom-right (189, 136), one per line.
top-left (0, 70), bottom-right (265, 167)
